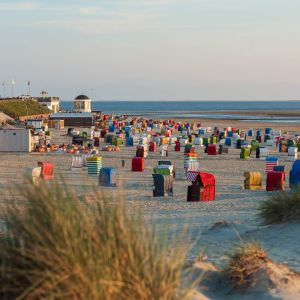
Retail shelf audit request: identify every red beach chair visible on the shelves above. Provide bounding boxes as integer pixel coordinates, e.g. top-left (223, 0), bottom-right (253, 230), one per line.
top-left (37, 161), bottom-right (54, 180)
top-left (187, 172), bottom-right (216, 201)
top-left (101, 129), bottom-right (107, 138)
top-left (266, 171), bottom-right (285, 191)
top-left (207, 144), bottom-right (217, 155)
top-left (132, 157), bottom-right (145, 172)
top-left (149, 141), bottom-right (156, 152)
top-left (175, 141), bottom-right (180, 152)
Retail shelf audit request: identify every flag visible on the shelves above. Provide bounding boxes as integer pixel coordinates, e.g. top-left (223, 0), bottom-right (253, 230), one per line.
top-left (11, 79), bottom-right (15, 85)
top-left (28, 80), bottom-right (30, 86)
top-left (266, 157), bottom-right (278, 173)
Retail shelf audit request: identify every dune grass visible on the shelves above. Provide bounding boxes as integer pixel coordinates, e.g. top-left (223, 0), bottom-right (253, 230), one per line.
top-left (0, 180), bottom-right (190, 300)
top-left (258, 187), bottom-right (300, 224)
top-left (224, 242), bottom-right (267, 289)
top-left (0, 100), bottom-right (49, 118)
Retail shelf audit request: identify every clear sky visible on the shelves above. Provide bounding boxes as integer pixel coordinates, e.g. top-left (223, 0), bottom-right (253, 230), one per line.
top-left (0, 0), bottom-right (300, 100)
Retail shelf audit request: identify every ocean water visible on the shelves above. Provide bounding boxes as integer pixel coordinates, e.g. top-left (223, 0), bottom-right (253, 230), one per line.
top-left (60, 100), bottom-right (300, 123)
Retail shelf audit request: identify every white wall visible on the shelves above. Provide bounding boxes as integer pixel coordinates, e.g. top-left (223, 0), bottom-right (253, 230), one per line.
top-left (73, 100), bottom-right (91, 113)
top-left (0, 129), bottom-right (32, 152)
top-left (39, 101), bottom-right (60, 113)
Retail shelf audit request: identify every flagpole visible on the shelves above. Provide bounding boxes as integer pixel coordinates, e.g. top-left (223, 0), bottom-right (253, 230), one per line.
top-left (28, 80), bottom-right (31, 96)
top-left (11, 79), bottom-right (15, 98)
top-left (2, 82), bottom-right (5, 98)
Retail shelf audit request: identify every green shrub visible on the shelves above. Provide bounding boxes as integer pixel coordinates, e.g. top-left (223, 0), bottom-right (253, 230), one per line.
top-left (258, 187), bottom-right (300, 224)
top-left (0, 181), bottom-right (190, 300)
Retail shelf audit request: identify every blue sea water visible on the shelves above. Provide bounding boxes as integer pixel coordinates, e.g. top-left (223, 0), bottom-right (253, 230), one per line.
top-left (60, 100), bottom-right (300, 123)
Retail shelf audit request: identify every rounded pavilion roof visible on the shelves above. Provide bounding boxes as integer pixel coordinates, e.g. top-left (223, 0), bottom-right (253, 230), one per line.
top-left (75, 95), bottom-right (90, 100)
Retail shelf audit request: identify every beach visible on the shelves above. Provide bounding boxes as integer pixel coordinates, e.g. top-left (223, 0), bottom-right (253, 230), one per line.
top-left (1, 117), bottom-right (299, 299)
top-left (189, 117), bottom-right (300, 131)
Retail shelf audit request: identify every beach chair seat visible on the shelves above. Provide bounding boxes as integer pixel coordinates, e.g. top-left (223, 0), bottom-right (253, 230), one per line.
top-left (175, 141), bottom-right (180, 151)
top-left (136, 145), bottom-right (148, 158)
top-left (112, 136), bottom-right (123, 147)
top-left (24, 167), bottom-right (42, 185)
top-left (187, 172), bottom-right (216, 201)
top-left (207, 144), bottom-right (217, 155)
top-left (132, 157), bottom-right (144, 172)
top-left (288, 147), bottom-right (298, 158)
top-left (152, 174), bottom-right (173, 197)
top-left (259, 147), bottom-right (269, 160)
top-left (71, 155), bottom-right (84, 168)
top-left (222, 146), bottom-right (229, 154)
top-left (240, 148), bottom-right (251, 159)
top-left (180, 139), bottom-right (188, 147)
top-left (99, 167), bottom-right (116, 187)
top-left (244, 171), bottom-right (262, 190)
top-left (289, 160), bottom-right (300, 188)
top-left (184, 144), bottom-right (193, 153)
top-left (149, 141), bottom-right (156, 152)
top-left (86, 157), bottom-right (102, 176)
top-left (126, 137), bottom-right (134, 146)
top-left (37, 162), bottom-right (54, 180)
top-left (251, 140), bottom-right (260, 150)
top-left (266, 171), bottom-right (285, 191)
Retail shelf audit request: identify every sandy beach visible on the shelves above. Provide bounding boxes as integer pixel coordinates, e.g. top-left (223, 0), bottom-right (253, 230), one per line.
top-left (183, 110), bottom-right (300, 117)
top-left (0, 118), bottom-right (299, 299)
top-left (191, 118), bottom-right (300, 131)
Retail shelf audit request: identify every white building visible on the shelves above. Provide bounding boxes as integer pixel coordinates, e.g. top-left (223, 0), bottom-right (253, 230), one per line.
top-left (37, 91), bottom-right (60, 113)
top-left (73, 95), bottom-right (92, 113)
top-left (0, 128), bottom-right (33, 152)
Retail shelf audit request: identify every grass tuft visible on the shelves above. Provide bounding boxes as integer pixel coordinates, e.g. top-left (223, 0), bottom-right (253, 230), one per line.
top-left (258, 187), bottom-right (300, 224)
top-left (224, 242), bottom-right (268, 289)
top-left (0, 180), bottom-right (190, 300)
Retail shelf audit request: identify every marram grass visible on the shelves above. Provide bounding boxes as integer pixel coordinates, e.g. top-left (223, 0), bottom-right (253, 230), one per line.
top-left (0, 180), bottom-right (191, 300)
top-left (258, 187), bottom-right (300, 224)
top-left (224, 242), bottom-right (267, 289)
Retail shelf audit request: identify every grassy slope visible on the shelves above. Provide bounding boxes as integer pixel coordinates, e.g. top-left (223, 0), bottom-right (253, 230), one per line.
top-left (0, 100), bottom-right (50, 118)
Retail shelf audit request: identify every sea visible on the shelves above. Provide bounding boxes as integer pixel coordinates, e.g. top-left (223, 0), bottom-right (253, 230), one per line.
top-left (60, 100), bottom-right (300, 123)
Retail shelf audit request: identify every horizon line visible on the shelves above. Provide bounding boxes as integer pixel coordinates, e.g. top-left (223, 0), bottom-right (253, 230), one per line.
top-left (61, 99), bottom-right (300, 102)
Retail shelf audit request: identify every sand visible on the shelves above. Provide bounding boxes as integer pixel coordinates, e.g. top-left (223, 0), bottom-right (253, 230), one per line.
top-left (0, 119), bottom-right (299, 299)
top-left (176, 117), bottom-right (300, 131)
top-left (177, 109), bottom-right (300, 117)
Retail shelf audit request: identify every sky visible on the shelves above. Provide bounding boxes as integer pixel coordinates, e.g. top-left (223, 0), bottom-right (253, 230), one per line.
top-left (0, 0), bottom-right (300, 101)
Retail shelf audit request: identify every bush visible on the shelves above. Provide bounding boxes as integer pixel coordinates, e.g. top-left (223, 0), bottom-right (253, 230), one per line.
top-left (0, 181), bottom-right (190, 300)
top-left (258, 187), bottom-right (300, 224)
top-left (224, 242), bottom-right (267, 289)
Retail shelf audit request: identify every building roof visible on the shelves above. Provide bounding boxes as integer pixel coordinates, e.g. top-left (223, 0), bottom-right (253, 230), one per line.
top-left (0, 112), bottom-right (14, 123)
top-left (1, 124), bottom-right (17, 129)
top-left (75, 95), bottom-right (90, 100)
top-left (50, 112), bottom-right (93, 118)
top-left (37, 97), bottom-right (60, 103)
top-left (0, 126), bottom-right (28, 130)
